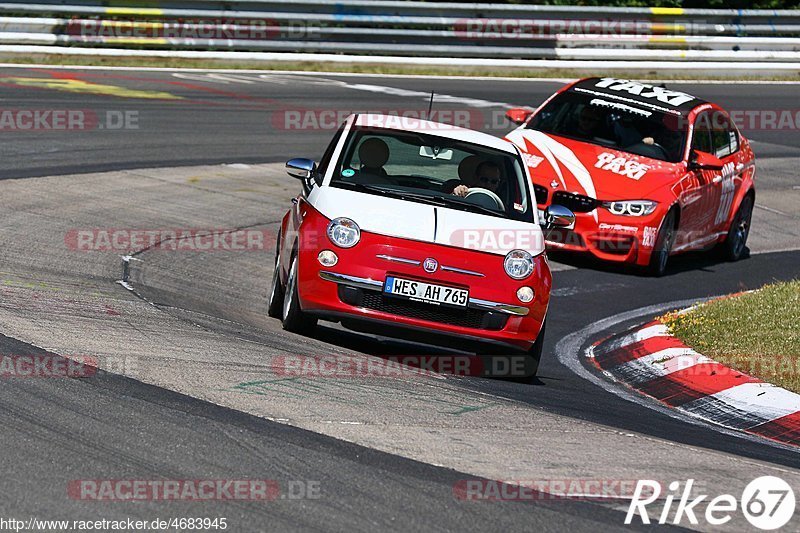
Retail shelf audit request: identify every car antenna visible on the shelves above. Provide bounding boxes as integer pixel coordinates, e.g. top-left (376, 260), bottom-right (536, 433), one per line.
top-left (427, 90), bottom-right (435, 120)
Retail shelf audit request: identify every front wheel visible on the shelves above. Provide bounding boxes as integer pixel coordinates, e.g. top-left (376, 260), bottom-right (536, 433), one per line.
top-left (721, 194), bottom-right (753, 261)
top-left (646, 209), bottom-right (677, 277)
top-left (267, 242), bottom-right (284, 319)
top-left (282, 253), bottom-right (317, 334)
top-left (503, 320), bottom-right (545, 384)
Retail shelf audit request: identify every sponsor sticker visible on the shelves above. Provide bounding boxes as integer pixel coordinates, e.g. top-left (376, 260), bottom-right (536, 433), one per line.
top-left (642, 226), bottom-right (658, 248)
top-left (595, 152), bottom-right (651, 180)
top-left (598, 223), bottom-right (638, 233)
top-left (594, 78), bottom-right (695, 107)
top-left (522, 153), bottom-right (545, 168)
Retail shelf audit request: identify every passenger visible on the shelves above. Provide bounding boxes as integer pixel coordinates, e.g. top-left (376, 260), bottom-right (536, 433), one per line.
top-left (358, 138), bottom-right (390, 177)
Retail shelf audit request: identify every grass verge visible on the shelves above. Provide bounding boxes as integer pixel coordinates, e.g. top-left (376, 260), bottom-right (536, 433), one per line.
top-left (1, 54), bottom-right (799, 80)
top-left (660, 280), bottom-right (800, 393)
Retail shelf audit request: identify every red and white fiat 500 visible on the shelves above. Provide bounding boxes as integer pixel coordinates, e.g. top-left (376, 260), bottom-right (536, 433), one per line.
top-left (268, 114), bottom-right (573, 376)
top-left (505, 77), bottom-right (756, 276)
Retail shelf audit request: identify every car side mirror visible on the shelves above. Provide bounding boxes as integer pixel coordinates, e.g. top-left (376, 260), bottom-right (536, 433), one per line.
top-left (543, 204), bottom-right (575, 230)
top-left (286, 158), bottom-right (317, 180)
top-left (505, 108), bottom-right (534, 126)
top-left (688, 150), bottom-right (724, 171)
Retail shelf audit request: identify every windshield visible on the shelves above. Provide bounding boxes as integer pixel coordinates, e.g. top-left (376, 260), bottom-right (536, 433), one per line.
top-left (527, 91), bottom-right (688, 163)
top-left (330, 126), bottom-right (534, 222)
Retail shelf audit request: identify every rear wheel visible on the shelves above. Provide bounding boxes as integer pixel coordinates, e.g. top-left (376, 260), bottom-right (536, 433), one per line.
top-left (647, 209), bottom-right (678, 277)
top-left (282, 253), bottom-right (317, 334)
top-left (721, 194), bottom-right (753, 261)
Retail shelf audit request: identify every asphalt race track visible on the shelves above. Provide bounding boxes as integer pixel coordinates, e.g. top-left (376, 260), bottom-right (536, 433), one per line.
top-left (1, 66), bottom-right (799, 531)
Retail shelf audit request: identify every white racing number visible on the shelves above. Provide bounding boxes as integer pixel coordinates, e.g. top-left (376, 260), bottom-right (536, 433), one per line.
top-left (714, 162), bottom-right (737, 227)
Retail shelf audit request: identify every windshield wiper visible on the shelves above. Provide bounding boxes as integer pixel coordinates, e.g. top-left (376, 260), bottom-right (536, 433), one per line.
top-left (335, 182), bottom-right (449, 207)
top-left (334, 182), bottom-right (506, 218)
top-left (429, 195), bottom-right (505, 218)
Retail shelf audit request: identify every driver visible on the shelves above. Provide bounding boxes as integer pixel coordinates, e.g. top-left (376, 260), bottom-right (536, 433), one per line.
top-left (452, 161), bottom-right (503, 197)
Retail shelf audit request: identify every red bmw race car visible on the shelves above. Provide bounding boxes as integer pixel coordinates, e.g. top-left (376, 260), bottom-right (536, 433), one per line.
top-left (268, 113), bottom-right (574, 377)
top-left (504, 77), bottom-right (756, 276)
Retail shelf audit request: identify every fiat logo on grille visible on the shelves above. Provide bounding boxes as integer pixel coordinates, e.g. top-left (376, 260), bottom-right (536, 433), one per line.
top-left (422, 258), bottom-right (438, 273)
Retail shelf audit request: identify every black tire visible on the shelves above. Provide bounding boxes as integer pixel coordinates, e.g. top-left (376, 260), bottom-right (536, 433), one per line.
top-left (503, 320), bottom-right (545, 384)
top-left (721, 194), bottom-right (753, 262)
top-left (646, 209), bottom-right (678, 277)
top-left (281, 253), bottom-right (317, 334)
top-left (267, 240), bottom-right (284, 319)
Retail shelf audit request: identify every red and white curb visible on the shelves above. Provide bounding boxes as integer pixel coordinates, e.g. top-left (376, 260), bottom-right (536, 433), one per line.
top-left (588, 319), bottom-right (800, 447)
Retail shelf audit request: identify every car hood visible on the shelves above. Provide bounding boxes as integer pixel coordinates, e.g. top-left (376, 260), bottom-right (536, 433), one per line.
top-left (309, 186), bottom-right (545, 257)
top-left (505, 128), bottom-right (683, 201)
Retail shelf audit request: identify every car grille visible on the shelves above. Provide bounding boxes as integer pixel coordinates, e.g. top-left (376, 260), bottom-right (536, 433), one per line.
top-left (552, 191), bottom-right (597, 213)
top-left (533, 184), bottom-right (548, 205)
top-left (545, 228), bottom-right (585, 248)
top-left (342, 288), bottom-right (507, 331)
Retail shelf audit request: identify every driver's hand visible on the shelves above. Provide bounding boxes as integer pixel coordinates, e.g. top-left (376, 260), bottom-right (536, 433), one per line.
top-left (452, 185), bottom-right (469, 197)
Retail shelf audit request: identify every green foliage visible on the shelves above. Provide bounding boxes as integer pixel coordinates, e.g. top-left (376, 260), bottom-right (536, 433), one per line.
top-left (661, 281), bottom-right (800, 392)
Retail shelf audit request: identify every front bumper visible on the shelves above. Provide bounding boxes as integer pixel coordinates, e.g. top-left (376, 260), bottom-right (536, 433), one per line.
top-left (543, 210), bottom-right (662, 266)
top-left (295, 207), bottom-right (550, 352)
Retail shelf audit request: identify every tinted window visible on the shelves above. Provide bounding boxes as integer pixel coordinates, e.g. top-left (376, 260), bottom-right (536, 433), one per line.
top-left (330, 127), bottom-right (533, 221)
top-left (691, 113), bottom-right (713, 154)
top-left (709, 110), bottom-right (738, 158)
top-left (527, 91), bottom-right (688, 162)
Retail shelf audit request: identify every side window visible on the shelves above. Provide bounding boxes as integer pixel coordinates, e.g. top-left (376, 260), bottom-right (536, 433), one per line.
top-left (710, 110), bottom-right (737, 158)
top-left (691, 113), bottom-right (712, 154)
top-left (316, 124), bottom-right (345, 179)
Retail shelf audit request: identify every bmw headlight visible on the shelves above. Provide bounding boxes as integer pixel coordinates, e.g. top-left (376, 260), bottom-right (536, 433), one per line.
top-left (504, 249), bottom-right (534, 280)
top-left (327, 217), bottom-right (360, 248)
top-left (601, 200), bottom-right (658, 217)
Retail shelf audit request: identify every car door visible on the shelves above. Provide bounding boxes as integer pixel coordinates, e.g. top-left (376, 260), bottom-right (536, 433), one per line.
top-left (678, 111), bottom-right (717, 248)
top-left (709, 109), bottom-right (742, 233)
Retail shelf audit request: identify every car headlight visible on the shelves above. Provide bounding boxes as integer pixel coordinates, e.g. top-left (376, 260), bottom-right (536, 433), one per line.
top-left (327, 217), bottom-right (360, 248)
top-left (504, 249), bottom-right (534, 280)
top-left (601, 200), bottom-right (658, 217)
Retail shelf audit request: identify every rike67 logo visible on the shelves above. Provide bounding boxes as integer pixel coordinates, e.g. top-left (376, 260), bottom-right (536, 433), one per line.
top-left (626, 477), bottom-right (795, 530)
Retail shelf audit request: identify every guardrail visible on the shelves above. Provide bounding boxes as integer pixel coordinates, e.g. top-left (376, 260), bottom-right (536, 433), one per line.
top-left (0, 1), bottom-right (799, 69)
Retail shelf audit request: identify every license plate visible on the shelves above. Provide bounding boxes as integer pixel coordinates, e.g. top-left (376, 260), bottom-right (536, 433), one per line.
top-left (383, 276), bottom-right (468, 308)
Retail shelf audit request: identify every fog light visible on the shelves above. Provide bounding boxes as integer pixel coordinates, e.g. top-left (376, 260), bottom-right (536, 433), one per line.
top-left (517, 286), bottom-right (534, 303)
top-left (318, 250), bottom-right (338, 267)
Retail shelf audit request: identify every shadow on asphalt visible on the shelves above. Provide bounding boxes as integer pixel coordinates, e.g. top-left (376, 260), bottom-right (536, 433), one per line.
top-left (549, 246), bottom-right (751, 278)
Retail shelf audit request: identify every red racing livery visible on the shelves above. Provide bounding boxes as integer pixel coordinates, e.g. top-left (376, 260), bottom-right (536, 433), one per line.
top-left (504, 77), bottom-right (756, 276)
